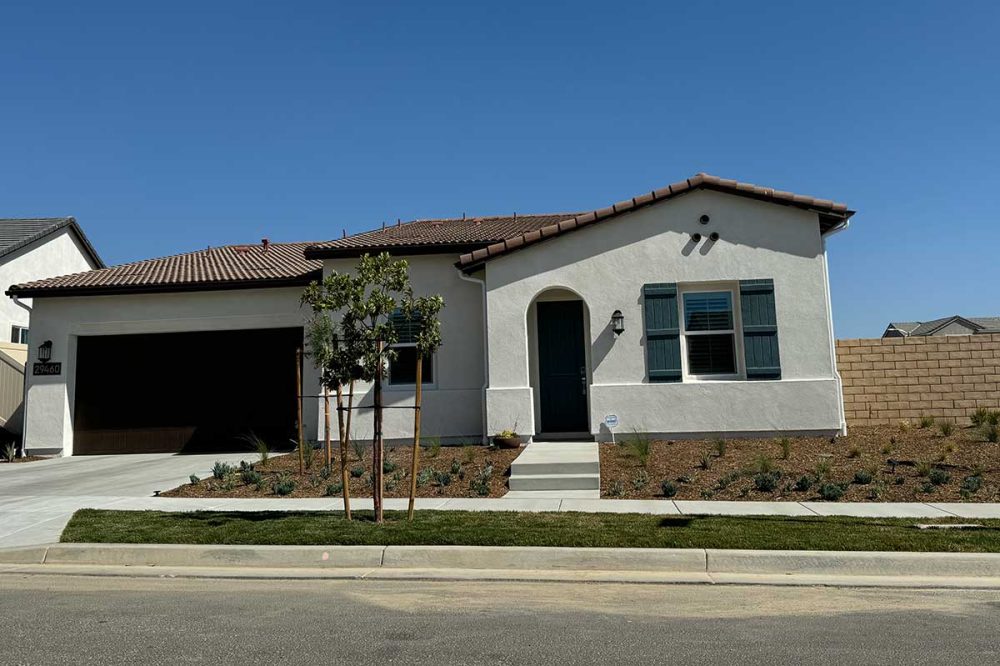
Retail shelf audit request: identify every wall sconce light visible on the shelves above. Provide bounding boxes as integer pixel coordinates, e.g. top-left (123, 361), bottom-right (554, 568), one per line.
top-left (709, 232), bottom-right (720, 242)
top-left (38, 340), bottom-right (53, 363)
top-left (611, 310), bottom-right (625, 336)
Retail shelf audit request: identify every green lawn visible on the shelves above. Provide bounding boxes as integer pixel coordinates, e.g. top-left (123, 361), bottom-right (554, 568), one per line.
top-left (61, 509), bottom-right (1000, 552)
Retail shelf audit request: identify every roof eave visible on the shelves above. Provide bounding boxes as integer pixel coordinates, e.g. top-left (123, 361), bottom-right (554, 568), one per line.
top-left (305, 242), bottom-right (491, 260)
top-left (6, 271), bottom-right (322, 299)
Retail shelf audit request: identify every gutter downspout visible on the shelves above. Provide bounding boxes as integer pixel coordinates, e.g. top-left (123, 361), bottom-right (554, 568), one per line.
top-left (11, 295), bottom-right (31, 457)
top-left (458, 269), bottom-right (489, 445)
top-left (822, 219), bottom-right (851, 436)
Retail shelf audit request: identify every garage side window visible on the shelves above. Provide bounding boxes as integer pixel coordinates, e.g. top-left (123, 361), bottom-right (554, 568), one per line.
top-left (10, 325), bottom-right (28, 344)
top-left (681, 290), bottom-right (738, 378)
top-left (388, 310), bottom-right (434, 387)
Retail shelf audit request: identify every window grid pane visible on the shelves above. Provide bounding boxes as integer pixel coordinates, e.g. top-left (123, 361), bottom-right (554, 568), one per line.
top-left (683, 292), bottom-right (733, 332)
top-left (389, 346), bottom-right (433, 385)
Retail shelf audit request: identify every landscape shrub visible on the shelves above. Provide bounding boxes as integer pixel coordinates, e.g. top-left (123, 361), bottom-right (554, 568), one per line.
top-left (753, 472), bottom-right (780, 492)
top-left (819, 483), bottom-right (845, 501)
top-left (971, 407), bottom-right (991, 427)
top-left (272, 477), bottom-right (296, 496)
top-left (813, 459), bottom-right (832, 480)
top-left (434, 471), bottom-right (452, 487)
top-left (212, 462), bottom-right (234, 480)
top-left (983, 423), bottom-right (1000, 443)
top-left (351, 438), bottom-right (366, 461)
top-left (794, 475), bottom-right (814, 492)
top-left (324, 482), bottom-right (343, 497)
top-left (350, 465), bottom-right (365, 478)
top-left (715, 470), bottom-right (742, 490)
top-left (383, 460), bottom-right (397, 474)
top-left (189, 474), bottom-right (200, 484)
top-left (938, 420), bottom-right (954, 437)
top-left (660, 480), bottom-right (677, 498)
top-left (753, 455), bottom-right (776, 475)
top-left (713, 438), bottom-right (727, 457)
top-left (928, 468), bottom-right (950, 486)
top-left (416, 468), bottom-right (434, 487)
top-left (698, 452), bottom-right (712, 470)
top-left (778, 438), bottom-right (792, 460)
top-left (469, 464), bottom-right (493, 496)
top-left (846, 445), bottom-right (861, 459)
top-left (961, 475), bottom-right (983, 494)
top-left (853, 469), bottom-right (873, 485)
top-left (426, 437), bottom-right (442, 458)
top-left (623, 430), bottom-right (652, 468)
top-left (608, 480), bottom-right (625, 497)
top-left (241, 468), bottom-right (263, 486)
top-left (319, 465), bottom-right (331, 480)
top-left (450, 460), bottom-right (461, 475)
top-left (632, 470), bottom-right (649, 490)
top-left (918, 415), bottom-right (935, 429)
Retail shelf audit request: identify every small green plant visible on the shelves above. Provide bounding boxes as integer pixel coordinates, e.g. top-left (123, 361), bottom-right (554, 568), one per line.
top-left (987, 410), bottom-right (1000, 427)
top-left (350, 465), bottom-right (365, 478)
top-left (916, 460), bottom-right (933, 477)
top-left (921, 481), bottom-right (935, 494)
top-left (814, 459), bottom-right (832, 480)
top-left (753, 471), bottom-right (780, 492)
top-left (319, 465), bottom-right (332, 480)
top-left (712, 438), bottom-right (727, 457)
top-left (928, 468), bottom-right (950, 486)
top-left (212, 461), bottom-right (234, 480)
top-left (819, 483), bottom-right (845, 501)
top-left (222, 473), bottom-right (238, 491)
top-left (938, 420), bottom-right (954, 437)
top-left (463, 445), bottom-right (476, 463)
top-left (1, 442), bottom-right (15, 462)
top-left (608, 480), bottom-right (625, 497)
top-left (971, 407), bottom-right (991, 427)
top-left (426, 437), bottom-right (442, 458)
top-left (898, 420), bottom-right (912, 432)
top-left (698, 452), bottom-right (712, 470)
top-left (241, 467), bottom-right (263, 486)
top-left (983, 423), bottom-right (1000, 443)
top-left (632, 470), bottom-right (649, 490)
top-left (918, 414), bottom-right (935, 429)
top-left (324, 481), bottom-right (343, 497)
top-left (867, 483), bottom-right (886, 501)
top-left (293, 439), bottom-right (315, 469)
top-left (753, 455), bottom-right (776, 475)
top-left (189, 474), bottom-right (200, 484)
top-left (416, 468), bottom-right (434, 487)
top-left (351, 438), bottom-right (366, 461)
top-left (661, 480), bottom-right (677, 498)
top-left (383, 459), bottom-right (397, 474)
top-left (623, 430), bottom-right (652, 468)
top-left (880, 441), bottom-right (893, 455)
top-left (778, 438), bottom-right (792, 461)
top-left (846, 445), bottom-right (860, 459)
top-left (794, 475), bottom-right (814, 492)
top-left (450, 460), bottom-right (461, 475)
top-left (701, 488), bottom-right (716, 499)
top-left (894, 475), bottom-right (905, 485)
top-left (715, 470), bottom-right (742, 490)
top-left (469, 464), bottom-right (494, 496)
top-left (238, 432), bottom-right (270, 466)
top-left (434, 471), bottom-right (452, 487)
top-left (272, 476), bottom-right (295, 496)
top-left (961, 475), bottom-right (983, 494)
top-left (853, 469), bottom-right (873, 485)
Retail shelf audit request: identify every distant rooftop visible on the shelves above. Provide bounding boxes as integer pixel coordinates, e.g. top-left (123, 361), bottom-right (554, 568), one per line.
top-left (883, 316), bottom-right (1000, 338)
top-left (0, 217), bottom-right (103, 267)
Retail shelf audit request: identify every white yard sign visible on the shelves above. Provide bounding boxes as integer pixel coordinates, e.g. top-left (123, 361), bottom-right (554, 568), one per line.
top-left (604, 414), bottom-right (619, 444)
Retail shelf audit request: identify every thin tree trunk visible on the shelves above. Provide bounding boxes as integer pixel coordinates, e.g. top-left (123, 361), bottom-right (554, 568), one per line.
top-left (324, 388), bottom-right (332, 469)
top-left (373, 340), bottom-right (385, 524)
top-left (407, 357), bottom-right (423, 521)
top-left (337, 383), bottom-right (351, 521)
top-left (296, 347), bottom-right (304, 476)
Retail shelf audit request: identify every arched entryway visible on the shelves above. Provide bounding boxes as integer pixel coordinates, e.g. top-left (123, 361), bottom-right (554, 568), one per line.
top-left (527, 288), bottom-right (591, 438)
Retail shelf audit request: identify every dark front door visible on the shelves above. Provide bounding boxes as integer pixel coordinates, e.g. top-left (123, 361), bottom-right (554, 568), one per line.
top-left (537, 300), bottom-right (588, 433)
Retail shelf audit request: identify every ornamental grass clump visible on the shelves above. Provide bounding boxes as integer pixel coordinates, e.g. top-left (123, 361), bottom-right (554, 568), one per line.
top-left (623, 430), bottom-right (653, 468)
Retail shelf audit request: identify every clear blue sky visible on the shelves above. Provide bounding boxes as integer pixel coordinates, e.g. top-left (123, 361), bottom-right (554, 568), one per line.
top-left (2, 1), bottom-right (997, 338)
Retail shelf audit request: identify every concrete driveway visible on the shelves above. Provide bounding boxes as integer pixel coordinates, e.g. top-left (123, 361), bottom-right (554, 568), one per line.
top-left (0, 452), bottom-right (257, 548)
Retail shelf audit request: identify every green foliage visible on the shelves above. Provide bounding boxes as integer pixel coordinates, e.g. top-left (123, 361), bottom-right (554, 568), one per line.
top-left (425, 437), bottom-right (442, 458)
top-left (753, 455), bottom-right (776, 475)
top-left (778, 438), bottom-right (792, 460)
top-left (919, 414), bottom-right (935, 429)
top-left (753, 472), bottom-right (780, 492)
top-left (351, 438), bottom-right (366, 461)
top-left (608, 480), bottom-right (625, 497)
top-left (853, 469), bottom-right (873, 485)
top-left (212, 462), bottom-right (234, 480)
top-left (697, 452), bottom-right (712, 470)
top-left (962, 475), bottom-right (983, 494)
top-left (660, 480), bottom-right (677, 498)
top-left (846, 445), bottom-right (860, 459)
top-left (469, 464), bottom-right (494, 496)
top-left (298, 440), bottom-right (315, 470)
top-left (712, 438), bottom-right (727, 457)
top-left (928, 468), bottom-right (950, 486)
top-left (238, 432), bottom-right (270, 466)
top-left (324, 482), bottom-right (343, 497)
top-left (622, 430), bottom-right (652, 468)
top-left (272, 476), bottom-right (296, 496)
top-left (2, 443), bottom-right (15, 462)
top-left (814, 459), bottom-right (832, 480)
top-left (416, 468), bottom-right (434, 487)
top-left (383, 459), bottom-right (397, 474)
top-left (819, 483), bottom-right (845, 501)
top-left (880, 441), bottom-right (894, 455)
top-left (794, 475), bottom-right (814, 492)
top-left (971, 407), bottom-right (991, 427)
top-left (350, 465), bottom-right (365, 478)
top-left (463, 445), bottom-right (476, 463)
top-left (988, 411), bottom-right (1000, 426)
top-left (983, 423), bottom-right (1000, 443)
top-left (433, 471), bottom-right (452, 487)
top-left (632, 470), bottom-right (649, 490)
top-left (189, 474), bottom-right (200, 484)
top-left (916, 460), bottom-right (933, 477)
top-left (319, 465), bottom-right (331, 480)
top-left (450, 460), bottom-right (461, 476)
top-left (715, 470), bottom-right (743, 490)
top-left (938, 420), bottom-right (954, 437)
top-left (241, 467), bottom-right (263, 486)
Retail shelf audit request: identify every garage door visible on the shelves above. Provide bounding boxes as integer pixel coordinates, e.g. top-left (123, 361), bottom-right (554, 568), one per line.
top-left (73, 328), bottom-right (302, 455)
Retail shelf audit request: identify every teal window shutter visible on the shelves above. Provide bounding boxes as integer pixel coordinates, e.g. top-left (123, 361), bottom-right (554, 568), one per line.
top-left (739, 279), bottom-right (781, 380)
top-left (643, 283), bottom-right (682, 382)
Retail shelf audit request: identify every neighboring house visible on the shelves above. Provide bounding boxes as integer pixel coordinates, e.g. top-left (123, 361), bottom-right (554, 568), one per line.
top-left (883, 316), bottom-right (1000, 338)
top-left (0, 218), bottom-right (102, 437)
top-left (9, 173), bottom-right (854, 456)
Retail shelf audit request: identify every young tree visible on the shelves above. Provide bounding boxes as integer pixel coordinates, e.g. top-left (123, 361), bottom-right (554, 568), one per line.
top-left (403, 295), bottom-right (444, 521)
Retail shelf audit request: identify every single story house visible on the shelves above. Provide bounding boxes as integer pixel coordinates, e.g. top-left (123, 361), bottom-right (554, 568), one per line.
top-left (883, 316), bottom-right (1000, 338)
top-left (9, 173), bottom-right (854, 456)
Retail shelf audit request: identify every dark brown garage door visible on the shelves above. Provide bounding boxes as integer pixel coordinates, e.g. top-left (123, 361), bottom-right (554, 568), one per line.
top-left (73, 328), bottom-right (302, 455)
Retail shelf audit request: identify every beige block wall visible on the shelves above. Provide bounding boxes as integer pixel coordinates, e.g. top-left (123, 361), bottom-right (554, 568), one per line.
top-left (836, 333), bottom-right (1000, 426)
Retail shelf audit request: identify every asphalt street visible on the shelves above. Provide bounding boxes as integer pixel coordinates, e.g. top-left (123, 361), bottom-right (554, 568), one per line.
top-left (1, 574), bottom-right (999, 664)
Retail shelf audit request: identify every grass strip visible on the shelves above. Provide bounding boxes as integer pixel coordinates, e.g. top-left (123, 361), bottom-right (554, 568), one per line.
top-left (60, 509), bottom-right (1000, 552)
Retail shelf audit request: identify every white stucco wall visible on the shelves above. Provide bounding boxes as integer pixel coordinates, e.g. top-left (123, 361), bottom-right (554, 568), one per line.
top-left (22, 287), bottom-right (319, 455)
top-left (0, 228), bottom-right (99, 341)
top-left (483, 189), bottom-right (842, 439)
top-left (321, 254), bottom-right (485, 444)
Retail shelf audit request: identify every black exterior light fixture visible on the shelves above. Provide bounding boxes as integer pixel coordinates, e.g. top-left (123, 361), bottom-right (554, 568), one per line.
top-left (38, 340), bottom-right (53, 363)
top-left (709, 231), bottom-right (720, 242)
top-left (611, 310), bottom-right (625, 336)
top-left (691, 232), bottom-right (702, 242)
top-left (699, 214), bottom-right (710, 224)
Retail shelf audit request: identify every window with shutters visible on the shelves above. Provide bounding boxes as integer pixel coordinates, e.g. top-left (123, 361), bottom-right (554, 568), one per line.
top-left (680, 288), bottom-right (742, 379)
top-left (387, 309), bottom-right (435, 388)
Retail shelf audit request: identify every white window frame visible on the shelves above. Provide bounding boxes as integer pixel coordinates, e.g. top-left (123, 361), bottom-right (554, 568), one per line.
top-left (10, 325), bottom-right (28, 345)
top-left (678, 283), bottom-right (745, 381)
top-left (386, 343), bottom-right (438, 390)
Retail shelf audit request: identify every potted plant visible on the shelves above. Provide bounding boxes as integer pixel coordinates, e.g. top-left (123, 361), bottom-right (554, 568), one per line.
top-left (493, 427), bottom-right (521, 449)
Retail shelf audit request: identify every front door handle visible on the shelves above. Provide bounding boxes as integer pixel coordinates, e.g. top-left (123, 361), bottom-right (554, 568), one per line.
top-left (580, 367), bottom-right (587, 395)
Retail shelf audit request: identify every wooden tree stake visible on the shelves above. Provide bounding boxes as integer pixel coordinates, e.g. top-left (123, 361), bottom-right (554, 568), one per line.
top-left (407, 357), bottom-right (423, 521)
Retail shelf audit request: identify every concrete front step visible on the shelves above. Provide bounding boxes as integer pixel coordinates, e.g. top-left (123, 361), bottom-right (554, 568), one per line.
top-left (510, 460), bottom-right (600, 476)
top-left (508, 473), bottom-right (601, 491)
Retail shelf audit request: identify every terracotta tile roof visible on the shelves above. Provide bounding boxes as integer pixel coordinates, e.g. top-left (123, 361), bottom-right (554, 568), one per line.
top-left (456, 173), bottom-right (854, 270)
top-left (304, 213), bottom-right (583, 259)
top-left (7, 241), bottom-right (322, 297)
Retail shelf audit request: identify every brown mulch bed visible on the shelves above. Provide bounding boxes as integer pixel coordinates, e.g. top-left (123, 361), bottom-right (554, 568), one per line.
top-left (162, 443), bottom-right (519, 499)
top-left (601, 424), bottom-right (1000, 502)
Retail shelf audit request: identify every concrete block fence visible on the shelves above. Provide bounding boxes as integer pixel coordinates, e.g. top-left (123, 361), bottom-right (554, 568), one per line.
top-left (836, 333), bottom-right (1000, 426)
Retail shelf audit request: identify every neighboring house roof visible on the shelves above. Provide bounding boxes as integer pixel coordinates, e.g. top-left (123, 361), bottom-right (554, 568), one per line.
top-left (883, 316), bottom-right (1000, 337)
top-left (0, 217), bottom-right (104, 268)
top-left (7, 241), bottom-right (321, 298)
top-left (304, 173), bottom-right (854, 269)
